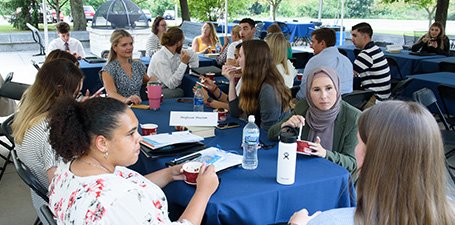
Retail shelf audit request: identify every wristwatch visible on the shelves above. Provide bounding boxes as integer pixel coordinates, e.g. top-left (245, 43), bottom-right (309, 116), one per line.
top-left (206, 97), bottom-right (213, 107)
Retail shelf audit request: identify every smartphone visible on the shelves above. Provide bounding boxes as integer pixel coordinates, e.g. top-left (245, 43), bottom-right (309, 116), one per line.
top-left (176, 98), bottom-right (194, 103)
top-left (216, 122), bottom-right (240, 129)
top-left (90, 87), bottom-right (105, 98)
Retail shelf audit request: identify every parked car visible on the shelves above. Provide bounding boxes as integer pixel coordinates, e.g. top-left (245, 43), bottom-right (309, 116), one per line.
top-left (84, 5), bottom-right (95, 21)
top-left (51, 9), bottom-right (64, 23)
top-left (143, 9), bottom-right (151, 21)
top-left (69, 5), bottom-right (95, 22)
top-left (164, 14), bottom-right (174, 20)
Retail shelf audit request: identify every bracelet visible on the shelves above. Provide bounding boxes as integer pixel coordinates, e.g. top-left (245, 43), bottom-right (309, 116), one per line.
top-left (210, 85), bottom-right (218, 93)
top-left (205, 101), bottom-right (211, 108)
top-left (217, 89), bottom-right (222, 99)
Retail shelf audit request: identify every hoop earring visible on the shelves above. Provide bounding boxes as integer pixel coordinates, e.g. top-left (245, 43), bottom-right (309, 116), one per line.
top-left (104, 151), bottom-right (108, 159)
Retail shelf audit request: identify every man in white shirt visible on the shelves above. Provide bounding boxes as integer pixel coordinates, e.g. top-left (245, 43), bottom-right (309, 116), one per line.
top-left (47, 22), bottom-right (86, 59)
top-left (226, 18), bottom-right (256, 65)
top-left (147, 27), bottom-right (198, 98)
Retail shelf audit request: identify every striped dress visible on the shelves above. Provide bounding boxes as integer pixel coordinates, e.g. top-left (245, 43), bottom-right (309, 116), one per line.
top-left (354, 41), bottom-right (391, 100)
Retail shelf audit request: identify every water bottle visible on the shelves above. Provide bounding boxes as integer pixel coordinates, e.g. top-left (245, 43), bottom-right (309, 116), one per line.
top-left (216, 40), bottom-right (221, 53)
top-left (193, 85), bottom-right (204, 112)
top-left (277, 126), bottom-right (298, 185)
top-left (242, 115), bottom-right (259, 170)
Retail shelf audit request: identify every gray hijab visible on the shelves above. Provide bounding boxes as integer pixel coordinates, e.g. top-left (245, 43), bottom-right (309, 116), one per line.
top-left (305, 66), bottom-right (341, 151)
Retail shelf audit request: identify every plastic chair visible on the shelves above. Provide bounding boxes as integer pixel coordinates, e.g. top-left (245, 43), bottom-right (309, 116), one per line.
top-left (0, 114), bottom-right (14, 182)
top-left (437, 84), bottom-right (455, 130)
top-left (390, 77), bottom-right (413, 99)
top-left (40, 205), bottom-right (57, 225)
top-left (413, 88), bottom-right (455, 165)
top-left (341, 90), bottom-right (374, 110)
top-left (438, 61), bottom-right (455, 72)
top-left (11, 149), bottom-right (49, 202)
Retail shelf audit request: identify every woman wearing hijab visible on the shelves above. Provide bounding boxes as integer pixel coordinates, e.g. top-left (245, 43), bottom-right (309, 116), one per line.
top-left (268, 66), bottom-right (361, 173)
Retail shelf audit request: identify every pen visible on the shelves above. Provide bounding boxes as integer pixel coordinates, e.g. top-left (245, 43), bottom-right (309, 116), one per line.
top-left (172, 153), bottom-right (202, 165)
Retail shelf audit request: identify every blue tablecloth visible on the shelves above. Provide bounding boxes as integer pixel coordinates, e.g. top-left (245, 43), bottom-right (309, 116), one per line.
top-left (337, 45), bottom-right (447, 79)
top-left (181, 74), bottom-right (229, 97)
top-left (128, 99), bottom-right (356, 225)
top-left (218, 22), bottom-right (239, 33)
top-left (401, 72), bottom-right (455, 113)
top-left (263, 21), bottom-right (315, 43)
top-left (78, 56), bottom-right (217, 94)
top-left (415, 57), bottom-right (455, 73)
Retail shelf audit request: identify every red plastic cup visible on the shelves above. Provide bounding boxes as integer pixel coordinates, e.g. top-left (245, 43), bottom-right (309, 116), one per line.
top-left (160, 94), bottom-right (163, 103)
top-left (297, 140), bottom-right (311, 155)
top-left (211, 49), bottom-right (216, 53)
top-left (141, 124), bottom-right (158, 136)
top-left (297, 74), bottom-right (303, 81)
top-left (234, 76), bottom-right (240, 83)
top-left (183, 161), bottom-right (202, 185)
top-left (206, 72), bottom-right (215, 81)
top-left (214, 108), bottom-right (228, 121)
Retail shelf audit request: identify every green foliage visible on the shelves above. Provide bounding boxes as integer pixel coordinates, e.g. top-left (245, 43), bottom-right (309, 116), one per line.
top-left (277, 0), bottom-right (294, 17)
top-left (3, 0), bottom-right (42, 30)
top-left (188, 0), bottom-right (250, 22)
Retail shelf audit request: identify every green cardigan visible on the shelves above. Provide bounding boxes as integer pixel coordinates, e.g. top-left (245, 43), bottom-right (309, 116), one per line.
top-left (268, 99), bottom-right (361, 173)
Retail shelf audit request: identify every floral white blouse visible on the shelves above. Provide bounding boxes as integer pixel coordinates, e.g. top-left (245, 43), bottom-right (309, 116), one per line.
top-left (49, 162), bottom-right (192, 225)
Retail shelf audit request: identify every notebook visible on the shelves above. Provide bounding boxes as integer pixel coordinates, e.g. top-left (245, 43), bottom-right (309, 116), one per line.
top-left (191, 66), bottom-right (222, 76)
top-left (84, 56), bottom-right (107, 63)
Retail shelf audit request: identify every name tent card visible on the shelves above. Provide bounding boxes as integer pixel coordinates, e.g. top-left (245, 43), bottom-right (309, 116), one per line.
top-left (170, 111), bottom-right (218, 126)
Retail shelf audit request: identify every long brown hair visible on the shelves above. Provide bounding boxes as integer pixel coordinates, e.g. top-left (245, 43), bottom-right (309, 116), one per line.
top-left (12, 59), bottom-right (84, 144)
top-left (355, 101), bottom-right (455, 225)
top-left (239, 40), bottom-right (291, 114)
top-left (107, 29), bottom-right (133, 63)
top-left (204, 22), bottom-right (220, 47)
top-left (425, 21), bottom-right (447, 49)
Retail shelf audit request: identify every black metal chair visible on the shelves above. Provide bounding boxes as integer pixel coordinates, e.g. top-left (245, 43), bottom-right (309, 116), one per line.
top-left (0, 114), bottom-right (14, 182)
top-left (40, 205), bottom-right (57, 225)
top-left (438, 61), bottom-right (455, 72)
top-left (338, 48), bottom-right (348, 57)
top-left (31, 60), bottom-right (40, 70)
top-left (0, 80), bottom-right (30, 101)
top-left (389, 77), bottom-right (413, 100)
top-left (290, 52), bottom-right (310, 69)
top-left (386, 56), bottom-right (405, 90)
top-left (437, 84), bottom-right (455, 130)
top-left (412, 88), bottom-right (455, 168)
top-left (11, 149), bottom-right (49, 202)
top-left (276, 21), bottom-right (292, 41)
top-left (341, 90), bottom-right (374, 110)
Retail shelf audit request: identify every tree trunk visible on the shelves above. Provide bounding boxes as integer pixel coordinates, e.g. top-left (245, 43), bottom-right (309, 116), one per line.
top-left (435, 0), bottom-right (449, 28)
top-left (180, 0), bottom-right (191, 22)
top-left (70, 0), bottom-right (86, 31)
top-left (272, 4), bottom-right (277, 20)
top-left (56, 7), bottom-right (61, 22)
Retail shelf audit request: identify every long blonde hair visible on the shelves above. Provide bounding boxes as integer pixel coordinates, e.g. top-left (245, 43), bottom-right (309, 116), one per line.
top-left (204, 22), bottom-right (220, 47)
top-left (239, 40), bottom-right (291, 115)
top-left (12, 59), bottom-right (84, 144)
top-left (265, 33), bottom-right (289, 75)
top-left (355, 101), bottom-right (455, 225)
top-left (107, 29), bottom-right (133, 63)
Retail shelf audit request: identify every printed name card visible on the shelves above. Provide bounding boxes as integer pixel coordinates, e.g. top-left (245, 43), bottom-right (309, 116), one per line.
top-left (169, 111), bottom-right (218, 126)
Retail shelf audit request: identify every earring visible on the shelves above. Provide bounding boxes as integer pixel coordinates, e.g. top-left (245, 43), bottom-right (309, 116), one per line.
top-left (104, 151), bottom-right (108, 159)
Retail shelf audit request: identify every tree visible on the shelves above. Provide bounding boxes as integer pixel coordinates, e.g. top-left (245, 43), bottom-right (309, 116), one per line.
top-left (267, 0), bottom-right (282, 21)
top-left (188, 0), bottom-right (249, 22)
top-left (381, 0), bottom-right (436, 27)
top-left (70, 0), bottom-right (86, 30)
top-left (47, 0), bottom-right (69, 23)
top-left (435, 0), bottom-right (449, 28)
top-left (180, 0), bottom-right (190, 21)
top-left (4, 0), bottom-right (40, 30)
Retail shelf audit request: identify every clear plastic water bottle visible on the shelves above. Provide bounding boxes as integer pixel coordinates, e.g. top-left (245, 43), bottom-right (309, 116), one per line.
top-left (193, 85), bottom-right (204, 112)
top-left (242, 115), bottom-right (259, 170)
top-left (216, 40), bottom-right (221, 53)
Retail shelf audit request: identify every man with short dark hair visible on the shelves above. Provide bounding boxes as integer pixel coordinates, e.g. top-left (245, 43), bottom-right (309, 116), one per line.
top-left (47, 21), bottom-right (86, 59)
top-left (351, 22), bottom-right (391, 101)
top-left (226, 18), bottom-right (256, 65)
top-left (295, 28), bottom-right (353, 100)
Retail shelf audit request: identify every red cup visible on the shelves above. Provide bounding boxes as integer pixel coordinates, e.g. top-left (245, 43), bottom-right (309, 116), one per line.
top-left (234, 76), bottom-right (240, 83)
top-left (141, 124), bottom-right (158, 136)
top-left (206, 73), bottom-right (215, 81)
top-left (183, 161), bottom-right (202, 185)
top-left (214, 108), bottom-right (228, 121)
top-left (297, 140), bottom-right (311, 155)
top-left (297, 74), bottom-right (303, 81)
top-left (160, 94), bottom-right (163, 103)
top-left (211, 49), bottom-right (216, 53)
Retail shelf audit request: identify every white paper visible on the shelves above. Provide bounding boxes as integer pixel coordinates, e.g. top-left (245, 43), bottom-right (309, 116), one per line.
top-left (169, 111), bottom-right (218, 126)
top-left (142, 131), bottom-right (204, 149)
top-left (172, 147), bottom-right (242, 172)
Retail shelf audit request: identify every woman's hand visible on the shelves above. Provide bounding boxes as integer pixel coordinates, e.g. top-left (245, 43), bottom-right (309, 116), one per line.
top-left (199, 75), bottom-right (216, 92)
top-left (281, 115), bottom-right (305, 128)
top-left (196, 163), bottom-right (219, 195)
top-left (170, 164), bottom-right (185, 181)
top-left (288, 208), bottom-right (321, 225)
top-left (422, 37), bottom-right (429, 43)
top-left (309, 136), bottom-right (327, 158)
top-left (429, 40), bottom-right (438, 48)
top-left (202, 47), bottom-right (210, 54)
top-left (125, 95), bottom-right (142, 105)
top-left (222, 65), bottom-right (237, 82)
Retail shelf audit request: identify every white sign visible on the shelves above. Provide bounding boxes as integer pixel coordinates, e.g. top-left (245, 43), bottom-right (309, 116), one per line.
top-left (169, 111), bottom-right (218, 126)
